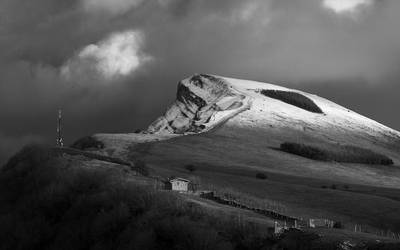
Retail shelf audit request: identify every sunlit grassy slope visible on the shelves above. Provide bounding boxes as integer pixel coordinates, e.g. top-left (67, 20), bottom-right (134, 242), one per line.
top-left (127, 124), bottom-right (400, 233)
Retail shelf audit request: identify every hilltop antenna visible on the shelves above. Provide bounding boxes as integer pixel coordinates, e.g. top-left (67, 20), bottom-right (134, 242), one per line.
top-left (56, 109), bottom-right (64, 147)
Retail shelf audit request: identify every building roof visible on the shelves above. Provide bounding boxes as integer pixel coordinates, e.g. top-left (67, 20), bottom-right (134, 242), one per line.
top-left (170, 177), bottom-right (190, 183)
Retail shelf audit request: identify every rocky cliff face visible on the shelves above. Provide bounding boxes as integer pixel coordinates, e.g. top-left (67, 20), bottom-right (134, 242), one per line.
top-left (146, 74), bottom-right (249, 134)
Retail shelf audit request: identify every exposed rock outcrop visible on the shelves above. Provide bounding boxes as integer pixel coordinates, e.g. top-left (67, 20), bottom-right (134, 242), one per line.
top-left (146, 74), bottom-right (248, 134)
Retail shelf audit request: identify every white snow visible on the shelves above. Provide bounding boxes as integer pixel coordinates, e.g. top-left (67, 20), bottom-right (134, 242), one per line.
top-left (221, 76), bottom-right (400, 142)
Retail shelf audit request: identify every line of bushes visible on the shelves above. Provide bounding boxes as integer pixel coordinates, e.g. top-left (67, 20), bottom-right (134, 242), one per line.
top-left (71, 136), bottom-right (104, 150)
top-left (280, 142), bottom-right (394, 165)
top-left (260, 90), bottom-right (323, 113)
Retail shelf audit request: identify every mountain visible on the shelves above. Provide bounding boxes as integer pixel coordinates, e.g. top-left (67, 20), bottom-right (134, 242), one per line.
top-left (93, 74), bottom-right (400, 186)
top-left (80, 74), bottom-right (400, 237)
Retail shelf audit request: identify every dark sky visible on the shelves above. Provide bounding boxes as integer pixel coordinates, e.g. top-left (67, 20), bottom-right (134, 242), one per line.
top-left (1, 0), bottom-right (400, 164)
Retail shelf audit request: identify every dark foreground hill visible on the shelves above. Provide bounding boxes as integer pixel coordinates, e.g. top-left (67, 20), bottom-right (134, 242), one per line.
top-left (1, 145), bottom-right (399, 250)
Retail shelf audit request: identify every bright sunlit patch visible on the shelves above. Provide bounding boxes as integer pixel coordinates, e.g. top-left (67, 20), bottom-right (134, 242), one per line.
top-left (62, 30), bottom-right (151, 80)
top-left (323, 0), bottom-right (372, 14)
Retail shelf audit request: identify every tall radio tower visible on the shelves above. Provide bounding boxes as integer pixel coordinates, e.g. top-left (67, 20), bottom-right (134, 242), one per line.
top-left (56, 109), bottom-right (64, 147)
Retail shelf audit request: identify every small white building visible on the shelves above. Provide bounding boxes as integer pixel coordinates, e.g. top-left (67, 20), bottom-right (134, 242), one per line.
top-left (168, 178), bottom-right (190, 192)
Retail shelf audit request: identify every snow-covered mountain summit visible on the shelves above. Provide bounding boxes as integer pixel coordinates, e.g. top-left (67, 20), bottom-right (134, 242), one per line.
top-left (146, 74), bottom-right (400, 141)
top-left (95, 74), bottom-right (400, 162)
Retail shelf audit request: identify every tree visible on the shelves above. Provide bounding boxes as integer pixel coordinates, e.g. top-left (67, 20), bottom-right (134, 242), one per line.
top-left (185, 164), bottom-right (197, 172)
top-left (187, 176), bottom-right (201, 192)
top-left (333, 221), bottom-right (343, 229)
top-left (256, 173), bottom-right (267, 180)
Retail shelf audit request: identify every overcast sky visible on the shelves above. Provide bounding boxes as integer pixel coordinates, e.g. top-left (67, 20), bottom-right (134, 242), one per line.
top-left (1, 0), bottom-right (400, 164)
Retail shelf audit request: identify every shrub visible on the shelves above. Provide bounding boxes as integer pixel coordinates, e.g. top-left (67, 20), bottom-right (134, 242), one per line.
top-left (256, 173), bottom-right (268, 180)
top-left (188, 176), bottom-right (201, 192)
top-left (2, 144), bottom-right (53, 172)
top-left (331, 184), bottom-right (337, 190)
top-left (281, 142), bottom-right (327, 161)
top-left (185, 164), bottom-right (196, 172)
top-left (277, 229), bottom-right (320, 250)
top-left (71, 136), bottom-right (104, 150)
top-left (280, 142), bottom-right (394, 165)
top-left (333, 221), bottom-right (343, 229)
top-left (260, 90), bottom-right (323, 113)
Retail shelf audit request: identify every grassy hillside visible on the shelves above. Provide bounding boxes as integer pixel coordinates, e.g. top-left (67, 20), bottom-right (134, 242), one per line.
top-left (126, 125), bottom-right (400, 235)
top-left (4, 145), bottom-right (378, 250)
top-left (1, 144), bottom-right (399, 249)
top-left (0, 145), bottom-right (271, 249)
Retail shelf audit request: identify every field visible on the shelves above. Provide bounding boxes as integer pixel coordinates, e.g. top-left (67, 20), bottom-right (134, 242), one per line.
top-left (126, 124), bottom-right (400, 236)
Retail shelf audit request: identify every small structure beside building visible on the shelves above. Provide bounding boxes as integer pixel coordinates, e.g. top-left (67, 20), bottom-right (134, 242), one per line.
top-left (165, 177), bottom-right (190, 192)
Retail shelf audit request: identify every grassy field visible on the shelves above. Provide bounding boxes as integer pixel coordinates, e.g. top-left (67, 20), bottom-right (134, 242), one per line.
top-left (126, 125), bottom-right (400, 236)
top-left (7, 145), bottom-right (399, 249)
top-left (1, 145), bottom-right (399, 250)
top-left (148, 162), bottom-right (400, 233)
top-left (128, 124), bottom-right (400, 188)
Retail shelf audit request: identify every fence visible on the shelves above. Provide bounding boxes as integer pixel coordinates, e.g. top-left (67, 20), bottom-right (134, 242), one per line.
top-left (199, 191), bottom-right (297, 224)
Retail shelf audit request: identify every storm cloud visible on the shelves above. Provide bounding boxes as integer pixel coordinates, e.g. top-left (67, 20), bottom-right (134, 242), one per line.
top-left (1, 0), bottom-right (400, 164)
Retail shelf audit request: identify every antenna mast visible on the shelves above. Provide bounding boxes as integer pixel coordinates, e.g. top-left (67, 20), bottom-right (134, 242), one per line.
top-left (57, 109), bottom-right (64, 147)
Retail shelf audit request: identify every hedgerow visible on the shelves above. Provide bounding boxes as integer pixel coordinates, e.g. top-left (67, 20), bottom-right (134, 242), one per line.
top-left (260, 90), bottom-right (323, 113)
top-left (280, 142), bottom-right (393, 165)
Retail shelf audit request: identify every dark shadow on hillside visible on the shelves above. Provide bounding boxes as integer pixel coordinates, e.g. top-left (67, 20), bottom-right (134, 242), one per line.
top-left (276, 142), bottom-right (393, 165)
